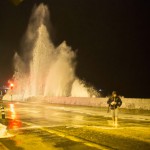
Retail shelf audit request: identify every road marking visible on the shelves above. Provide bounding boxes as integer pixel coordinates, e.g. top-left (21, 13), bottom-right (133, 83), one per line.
top-left (86, 126), bottom-right (124, 130)
top-left (20, 121), bottom-right (112, 150)
top-left (42, 128), bottom-right (111, 150)
top-left (0, 143), bottom-right (9, 150)
top-left (0, 133), bottom-right (15, 138)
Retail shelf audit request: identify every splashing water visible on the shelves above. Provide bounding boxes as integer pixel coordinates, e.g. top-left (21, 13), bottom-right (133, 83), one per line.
top-left (0, 123), bottom-right (7, 137)
top-left (11, 4), bottom-right (98, 100)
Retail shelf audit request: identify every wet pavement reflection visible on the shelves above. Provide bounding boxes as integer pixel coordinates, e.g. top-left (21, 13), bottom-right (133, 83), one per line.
top-left (7, 103), bottom-right (22, 129)
top-left (0, 101), bottom-right (150, 150)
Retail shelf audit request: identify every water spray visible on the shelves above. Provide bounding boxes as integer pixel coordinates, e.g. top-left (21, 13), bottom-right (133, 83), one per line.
top-left (4, 3), bottom-right (99, 100)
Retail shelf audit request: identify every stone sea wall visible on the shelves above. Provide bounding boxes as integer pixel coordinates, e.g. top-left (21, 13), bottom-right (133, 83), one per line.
top-left (2, 95), bottom-right (150, 110)
top-left (43, 97), bottom-right (150, 110)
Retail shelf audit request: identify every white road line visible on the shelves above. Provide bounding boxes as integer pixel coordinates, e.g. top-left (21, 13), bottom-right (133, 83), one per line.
top-left (0, 142), bottom-right (9, 150)
top-left (20, 121), bottom-right (111, 150)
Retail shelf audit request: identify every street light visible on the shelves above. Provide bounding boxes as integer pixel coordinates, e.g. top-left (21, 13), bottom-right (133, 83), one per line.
top-left (10, 83), bottom-right (14, 90)
top-left (10, 83), bottom-right (14, 101)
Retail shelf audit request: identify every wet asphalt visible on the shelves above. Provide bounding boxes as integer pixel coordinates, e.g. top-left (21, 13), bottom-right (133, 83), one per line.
top-left (0, 101), bottom-right (150, 150)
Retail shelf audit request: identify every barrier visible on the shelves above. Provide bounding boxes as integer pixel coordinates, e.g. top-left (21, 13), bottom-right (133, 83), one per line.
top-left (44, 97), bottom-right (150, 110)
top-left (2, 95), bottom-right (150, 110)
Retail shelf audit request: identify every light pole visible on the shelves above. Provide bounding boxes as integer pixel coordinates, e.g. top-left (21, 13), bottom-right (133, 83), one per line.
top-left (10, 83), bottom-right (14, 102)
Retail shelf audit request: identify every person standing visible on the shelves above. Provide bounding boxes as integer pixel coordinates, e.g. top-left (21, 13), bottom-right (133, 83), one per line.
top-left (107, 91), bottom-right (122, 126)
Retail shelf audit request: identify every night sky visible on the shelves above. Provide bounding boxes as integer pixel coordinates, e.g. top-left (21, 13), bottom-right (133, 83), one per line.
top-left (0, 0), bottom-right (150, 98)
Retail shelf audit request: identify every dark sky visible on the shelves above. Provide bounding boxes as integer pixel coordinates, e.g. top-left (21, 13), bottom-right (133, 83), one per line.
top-left (0, 0), bottom-right (150, 98)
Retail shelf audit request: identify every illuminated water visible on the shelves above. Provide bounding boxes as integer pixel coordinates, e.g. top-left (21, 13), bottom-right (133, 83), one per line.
top-left (0, 123), bottom-right (7, 137)
top-left (11, 4), bottom-right (97, 99)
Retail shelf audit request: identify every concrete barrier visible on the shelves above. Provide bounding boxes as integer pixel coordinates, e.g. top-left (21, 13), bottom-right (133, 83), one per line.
top-left (2, 95), bottom-right (150, 110)
top-left (28, 96), bottom-right (150, 110)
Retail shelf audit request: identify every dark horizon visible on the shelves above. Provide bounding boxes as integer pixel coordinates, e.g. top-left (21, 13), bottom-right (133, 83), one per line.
top-left (0, 0), bottom-right (150, 98)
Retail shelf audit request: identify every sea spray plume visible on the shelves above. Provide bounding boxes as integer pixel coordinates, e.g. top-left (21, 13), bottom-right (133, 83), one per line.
top-left (22, 4), bottom-right (52, 65)
top-left (71, 79), bottom-right (100, 97)
top-left (12, 3), bottom-right (77, 98)
top-left (13, 4), bottom-right (54, 97)
top-left (11, 3), bottom-right (97, 99)
top-left (44, 41), bottom-right (76, 96)
top-left (71, 79), bottom-right (90, 97)
top-left (13, 53), bottom-right (29, 99)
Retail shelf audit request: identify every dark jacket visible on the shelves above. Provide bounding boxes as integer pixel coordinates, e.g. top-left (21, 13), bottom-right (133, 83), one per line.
top-left (107, 96), bottom-right (122, 110)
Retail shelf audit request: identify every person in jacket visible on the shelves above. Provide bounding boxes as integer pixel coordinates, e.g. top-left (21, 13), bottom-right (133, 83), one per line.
top-left (107, 91), bottom-right (122, 126)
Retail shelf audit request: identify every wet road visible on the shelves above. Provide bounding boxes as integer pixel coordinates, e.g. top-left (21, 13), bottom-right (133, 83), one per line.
top-left (0, 101), bottom-right (150, 150)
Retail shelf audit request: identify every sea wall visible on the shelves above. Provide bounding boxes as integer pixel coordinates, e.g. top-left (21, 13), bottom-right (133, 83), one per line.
top-left (2, 95), bottom-right (150, 110)
top-left (43, 97), bottom-right (150, 110)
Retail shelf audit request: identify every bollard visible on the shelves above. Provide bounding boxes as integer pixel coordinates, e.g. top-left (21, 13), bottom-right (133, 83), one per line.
top-left (1, 106), bottom-right (5, 119)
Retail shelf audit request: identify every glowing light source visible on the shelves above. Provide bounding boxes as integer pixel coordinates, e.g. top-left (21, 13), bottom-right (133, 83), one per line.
top-left (10, 83), bottom-right (14, 90)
